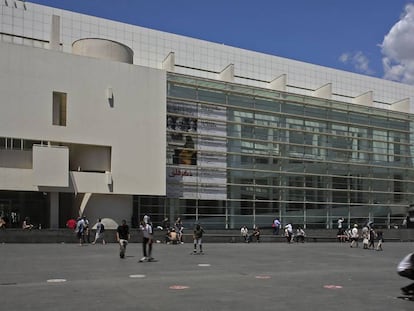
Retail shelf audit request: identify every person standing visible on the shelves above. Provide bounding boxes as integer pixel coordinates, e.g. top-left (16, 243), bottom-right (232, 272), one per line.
top-left (193, 223), bottom-right (205, 254)
top-left (376, 229), bottom-right (384, 251)
top-left (362, 225), bottom-right (369, 249)
top-left (337, 217), bottom-right (346, 242)
top-left (174, 217), bottom-right (184, 244)
top-left (116, 219), bottom-right (130, 259)
top-left (350, 224), bottom-right (359, 248)
top-left (139, 220), bottom-right (154, 262)
top-left (397, 252), bottom-right (414, 296)
top-left (82, 216), bottom-right (90, 244)
top-left (92, 218), bottom-right (106, 245)
top-left (273, 218), bottom-right (281, 235)
top-left (368, 227), bottom-right (376, 250)
top-left (75, 217), bottom-right (85, 246)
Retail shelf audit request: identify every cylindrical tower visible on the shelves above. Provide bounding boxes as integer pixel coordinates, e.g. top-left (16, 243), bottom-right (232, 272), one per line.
top-left (72, 38), bottom-right (134, 64)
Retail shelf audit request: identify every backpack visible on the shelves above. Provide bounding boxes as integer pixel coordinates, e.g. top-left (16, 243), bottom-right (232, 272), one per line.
top-left (100, 223), bottom-right (105, 232)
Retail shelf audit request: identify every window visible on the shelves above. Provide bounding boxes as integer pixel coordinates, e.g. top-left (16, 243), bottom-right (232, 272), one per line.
top-left (53, 92), bottom-right (67, 126)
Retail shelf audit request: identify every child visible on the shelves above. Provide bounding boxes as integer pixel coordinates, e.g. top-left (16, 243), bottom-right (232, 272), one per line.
top-left (397, 252), bottom-right (414, 296)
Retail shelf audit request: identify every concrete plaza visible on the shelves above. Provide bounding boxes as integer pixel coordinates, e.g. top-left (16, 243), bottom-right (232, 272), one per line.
top-left (1, 241), bottom-right (413, 310)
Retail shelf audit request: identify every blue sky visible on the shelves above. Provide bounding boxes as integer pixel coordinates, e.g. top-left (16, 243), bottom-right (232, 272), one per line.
top-left (29, 0), bottom-right (414, 84)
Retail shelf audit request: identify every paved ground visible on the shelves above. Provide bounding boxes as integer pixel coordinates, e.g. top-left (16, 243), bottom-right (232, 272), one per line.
top-left (1, 241), bottom-right (413, 311)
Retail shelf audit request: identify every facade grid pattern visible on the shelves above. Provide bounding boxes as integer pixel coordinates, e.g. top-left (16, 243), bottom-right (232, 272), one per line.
top-left (158, 73), bottom-right (414, 229)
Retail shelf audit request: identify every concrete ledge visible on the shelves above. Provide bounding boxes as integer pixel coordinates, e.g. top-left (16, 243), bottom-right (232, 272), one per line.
top-left (0, 228), bottom-right (413, 243)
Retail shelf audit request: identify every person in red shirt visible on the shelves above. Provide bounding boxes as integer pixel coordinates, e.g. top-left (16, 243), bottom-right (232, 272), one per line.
top-left (66, 218), bottom-right (77, 230)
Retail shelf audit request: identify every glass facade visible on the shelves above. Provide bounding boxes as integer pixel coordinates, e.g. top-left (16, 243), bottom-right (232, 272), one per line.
top-left (138, 73), bottom-right (414, 229)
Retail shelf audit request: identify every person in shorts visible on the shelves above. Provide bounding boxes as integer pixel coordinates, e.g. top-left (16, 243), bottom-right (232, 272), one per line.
top-left (116, 220), bottom-right (130, 259)
top-left (92, 218), bottom-right (106, 245)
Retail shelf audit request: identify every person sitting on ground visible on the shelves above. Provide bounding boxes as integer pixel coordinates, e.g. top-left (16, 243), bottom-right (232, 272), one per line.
top-left (0, 216), bottom-right (6, 229)
top-left (167, 228), bottom-right (179, 244)
top-left (252, 226), bottom-right (261, 243)
top-left (240, 225), bottom-right (249, 243)
top-left (284, 223), bottom-right (293, 243)
top-left (22, 217), bottom-right (34, 230)
top-left (295, 227), bottom-right (306, 243)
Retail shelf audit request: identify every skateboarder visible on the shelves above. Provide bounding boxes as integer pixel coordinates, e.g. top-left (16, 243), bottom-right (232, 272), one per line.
top-left (116, 219), bottom-right (130, 259)
top-left (139, 220), bottom-right (154, 262)
top-left (397, 252), bottom-right (414, 297)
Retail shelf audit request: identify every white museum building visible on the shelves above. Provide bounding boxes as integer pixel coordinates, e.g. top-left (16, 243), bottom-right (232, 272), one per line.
top-left (1, 1), bottom-right (414, 229)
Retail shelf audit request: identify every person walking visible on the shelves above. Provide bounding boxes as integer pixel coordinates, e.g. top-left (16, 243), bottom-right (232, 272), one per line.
top-left (92, 218), bottom-right (106, 245)
top-left (139, 220), bottom-right (154, 262)
top-left (116, 219), bottom-right (130, 259)
top-left (193, 223), bottom-right (205, 254)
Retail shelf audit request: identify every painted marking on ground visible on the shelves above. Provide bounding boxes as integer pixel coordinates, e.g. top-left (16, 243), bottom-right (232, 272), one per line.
top-left (198, 263), bottom-right (211, 267)
top-left (129, 274), bottom-right (146, 278)
top-left (255, 275), bottom-right (272, 279)
top-left (323, 285), bottom-right (343, 289)
top-left (169, 285), bottom-right (190, 290)
top-left (47, 279), bottom-right (67, 283)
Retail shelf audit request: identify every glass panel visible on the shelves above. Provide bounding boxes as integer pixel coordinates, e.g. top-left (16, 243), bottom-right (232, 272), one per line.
top-left (198, 88), bottom-right (226, 104)
top-left (168, 83), bottom-right (197, 99)
top-left (228, 94), bottom-right (254, 109)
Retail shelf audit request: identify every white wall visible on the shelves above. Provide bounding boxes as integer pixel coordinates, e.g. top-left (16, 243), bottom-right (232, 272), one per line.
top-left (83, 194), bottom-right (132, 229)
top-left (0, 41), bottom-right (166, 196)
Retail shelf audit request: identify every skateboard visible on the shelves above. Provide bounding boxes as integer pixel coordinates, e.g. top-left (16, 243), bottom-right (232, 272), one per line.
top-left (397, 295), bottom-right (414, 301)
top-left (138, 258), bottom-right (158, 263)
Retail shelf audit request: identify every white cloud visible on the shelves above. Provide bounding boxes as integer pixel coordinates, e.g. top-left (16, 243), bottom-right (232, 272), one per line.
top-left (339, 51), bottom-right (374, 75)
top-left (339, 53), bottom-right (350, 63)
top-left (381, 3), bottom-right (414, 84)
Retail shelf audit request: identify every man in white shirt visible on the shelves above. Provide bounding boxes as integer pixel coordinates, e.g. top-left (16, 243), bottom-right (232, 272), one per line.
top-left (139, 220), bottom-right (154, 262)
top-left (240, 226), bottom-right (249, 243)
top-left (350, 224), bottom-right (359, 248)
top-left (284, 223), bottom-right (293, 243)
